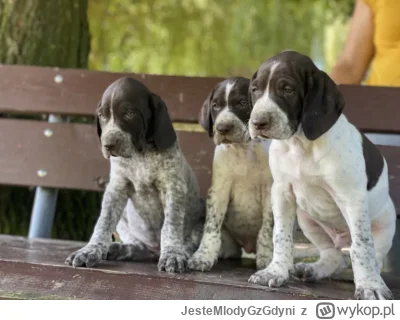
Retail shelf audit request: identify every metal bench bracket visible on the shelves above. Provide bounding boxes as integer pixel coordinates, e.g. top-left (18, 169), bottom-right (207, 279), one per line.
top-left (28, 114), bottom-right (62, 239)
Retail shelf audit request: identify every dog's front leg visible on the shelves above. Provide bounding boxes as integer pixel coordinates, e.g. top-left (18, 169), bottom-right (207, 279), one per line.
top-left (188, 177), bottom-right (232, 272)
top-left (249, 181), bottom-right (296, 287)
top-left (157, 179), bottom-right (192, 273)
top-left (256, 187), bottom-right (274, 270)
top-left (65, 178), bottom-right (128, 268)
top-left (340, 195), bottom-right (393, 300)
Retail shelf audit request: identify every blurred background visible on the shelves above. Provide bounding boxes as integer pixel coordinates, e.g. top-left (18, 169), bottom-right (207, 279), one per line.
top-left (0, 0), bottom-right (355, 241)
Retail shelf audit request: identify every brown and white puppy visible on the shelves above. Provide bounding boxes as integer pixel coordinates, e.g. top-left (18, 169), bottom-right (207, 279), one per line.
top-left (248, 50), bottom-right (396, 300)
top-left (188, 77), bottom-right (274, 271)
top-left (65, 77), bottom-right (205, 273)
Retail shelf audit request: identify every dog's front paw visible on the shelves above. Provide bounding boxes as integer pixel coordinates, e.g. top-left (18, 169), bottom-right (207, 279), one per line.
top-left (158, 249), bottom-right (188, 273)
top-left (293, 262), bottom-right (320, 282)
top-left (355, 278), bottom-right (393, 300)
top-left (248, 263), bottom-right (289, 287)
top-left (188, 251), bottom-right (217, 272)
top-left (106, 242), bottom-right (123, 260)
top-left (65, 244), bottom-right (106, 268)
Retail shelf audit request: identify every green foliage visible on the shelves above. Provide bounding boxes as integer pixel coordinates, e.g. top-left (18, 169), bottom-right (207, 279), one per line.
top-left (88, 0), bottom-right (355, 77)
top-left (51, 190), bottom-right (102, 240)
top-left (0, 185), bottom-right (101, 241)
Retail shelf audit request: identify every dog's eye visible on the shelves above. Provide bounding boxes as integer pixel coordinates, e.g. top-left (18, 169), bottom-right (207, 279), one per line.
top-left (284, 86), bottom-right (294, 94)
top-left (212, 102), bottom-right (220, 110)
top-left (98, 112), bottom-right (105, 119)
top-left (251, 87), bottom-right (260, 95)
top-left (239, 100), bottom-right (248, 107)
top-left (125, 110), bottom-right (135, 118)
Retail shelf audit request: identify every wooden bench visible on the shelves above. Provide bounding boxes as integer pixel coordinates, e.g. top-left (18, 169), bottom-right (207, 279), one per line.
top-left (0, 65), bottom-right (399, 299)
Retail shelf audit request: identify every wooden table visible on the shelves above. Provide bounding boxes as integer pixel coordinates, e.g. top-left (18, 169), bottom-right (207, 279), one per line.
top-left (1, 235), bottom-right (399, 300)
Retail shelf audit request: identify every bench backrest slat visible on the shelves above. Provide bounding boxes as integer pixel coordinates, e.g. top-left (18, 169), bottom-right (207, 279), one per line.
top-left (338, 85), bottom-right (400, 134)
top-left (1, 119), bottom-right (400, 212)
top-left (0, 65), bottom-right (222, 122)
top-left (1, 65), bottom-right (400, 134)
top-left (0, 119), bottom-right (213, 197)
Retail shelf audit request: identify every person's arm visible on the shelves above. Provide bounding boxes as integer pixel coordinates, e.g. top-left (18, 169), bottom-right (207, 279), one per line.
top-left (329, 0), bottom-right (375, 85)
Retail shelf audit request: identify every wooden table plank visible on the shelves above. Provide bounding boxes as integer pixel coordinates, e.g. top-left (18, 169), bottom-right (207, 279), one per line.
top-left (0, 235), bottom-right (399, 300)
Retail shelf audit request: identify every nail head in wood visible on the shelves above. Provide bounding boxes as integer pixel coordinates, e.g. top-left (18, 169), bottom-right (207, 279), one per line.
top-left (37, 169), bottom-right (47, 178)
top-left (54, 75), bottom-right (63, 84)
top-left (44, 129), bottom-right (53, 137)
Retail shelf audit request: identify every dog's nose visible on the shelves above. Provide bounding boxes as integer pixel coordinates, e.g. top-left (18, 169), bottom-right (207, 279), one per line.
top-left (252, 118), bottom-right (268, 130)
top-left (216, 123), bottom-right (233, 134)
top-left (104, 143), bottom-right (115, 151)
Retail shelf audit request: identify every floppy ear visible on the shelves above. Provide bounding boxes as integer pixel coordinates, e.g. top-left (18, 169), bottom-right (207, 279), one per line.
top-left (248, 70), bottom-right (258, 109)
top-left (248, 83), bottom-right (254, 110)
top-left (198, 89), bottom-right (214, 137)
top-left (95, 101), bottom-right (102, 142)
top-left (302, 70), bottom-right (345, 140)
top-left (148, 93), bottom-right (177, 151)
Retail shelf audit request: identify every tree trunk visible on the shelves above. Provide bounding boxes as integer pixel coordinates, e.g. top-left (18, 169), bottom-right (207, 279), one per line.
top-left (0, 0), bottom-right (95, 240)
top-left (0, 0), bottom-right (90, 67)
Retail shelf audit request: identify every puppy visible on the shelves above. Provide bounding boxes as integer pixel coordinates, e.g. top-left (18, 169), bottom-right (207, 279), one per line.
top-left (188, 77), bottom-right (274, 271)
top-left (247, 51), bottom-right (396, 300)
top-left (65, 77), bottom-right (204, 273)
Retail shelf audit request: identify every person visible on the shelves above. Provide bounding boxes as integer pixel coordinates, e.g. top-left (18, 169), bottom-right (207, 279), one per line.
top-left (329, 0), bottom-right (400, 87)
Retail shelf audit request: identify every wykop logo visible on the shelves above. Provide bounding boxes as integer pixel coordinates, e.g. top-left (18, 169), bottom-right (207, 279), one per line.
top-left (316, 303), bottom-right (335, 319)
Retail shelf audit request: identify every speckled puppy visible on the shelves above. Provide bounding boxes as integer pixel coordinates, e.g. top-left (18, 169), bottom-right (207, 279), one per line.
top-left (65, 77), bottom-right (204, 273)
top-left (188, 77), bottom-right (274, 272)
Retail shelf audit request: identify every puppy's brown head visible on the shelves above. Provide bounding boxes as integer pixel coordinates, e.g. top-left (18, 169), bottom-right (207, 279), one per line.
top-left (199, 77), bottom-right (251, 145)
top-left (249, 50), bottom-right (345, 141)
top-left (96, 77), bottom-right (176, 158)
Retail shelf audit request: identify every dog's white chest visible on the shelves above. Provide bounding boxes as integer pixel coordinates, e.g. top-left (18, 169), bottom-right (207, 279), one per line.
top-left (216, 141), bottom-right (272, 253)
top-left (273, 141), bottom-right (348, 228)
top-left (292, 180), bottom-right (344, 224)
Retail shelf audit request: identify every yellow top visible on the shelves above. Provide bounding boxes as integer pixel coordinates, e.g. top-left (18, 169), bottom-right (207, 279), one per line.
top-left (362, 0), bottom-right (400, 86)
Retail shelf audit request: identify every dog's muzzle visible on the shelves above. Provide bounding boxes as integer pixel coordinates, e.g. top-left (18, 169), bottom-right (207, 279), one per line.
top-left (214, 121), bottom-right (249, 144)
top-left (249, 111), bottom-right (271, 139)
top-left (101, 131), bottom-right (130, 158)
top-left (103, 141), bottom-right (119, 158)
